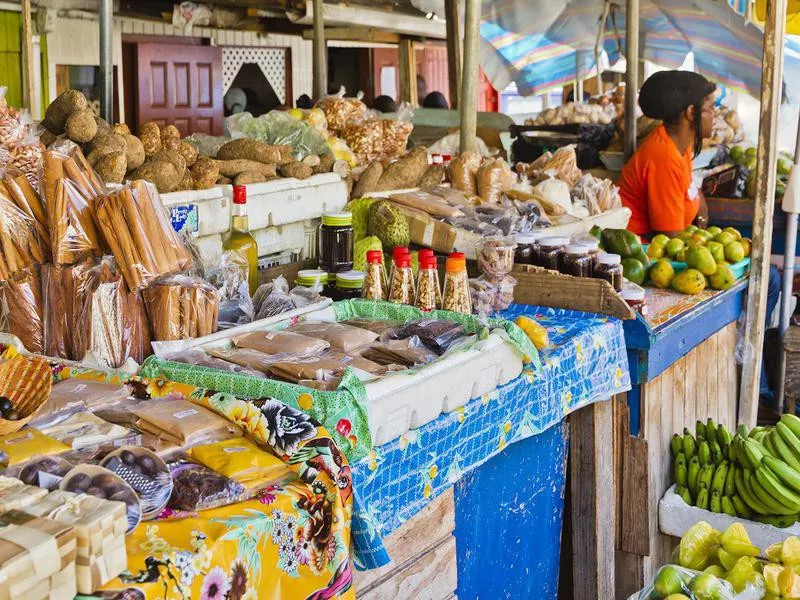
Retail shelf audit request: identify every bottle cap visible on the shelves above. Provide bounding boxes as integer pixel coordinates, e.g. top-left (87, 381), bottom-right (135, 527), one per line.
top-left (565, 244), bottom-right (590, 255)
top-left (597, 253), bottom-right (622, 266)
top-left (321, 211), bottom-right (353, 227)
top-left (232, 185), bottom-right (247, 204)
top-left (539, 236), bottom-right (570, 248)
top-left (396, 256), bottom-right (411, 268)
top-left (336, 270), bottom-right (365, 289)
top-left (446, 257), bottom-right (467, 273)
top-left (449, 251), bottom-right (466, 260)
top-left (296, 269), bottom-right (327, 286)
top-left (392, 247), bottom-right (410, 260)
top-left (420, 255), bottom-right (437, 269)
top-left (418, 248), bottom-right (435, 260)
top-left (576, 238), bottom-right (600, 250)
top-left (366, 250), bottom-right (384, 264)
top-left (514, 232), bottom-right (545, 244)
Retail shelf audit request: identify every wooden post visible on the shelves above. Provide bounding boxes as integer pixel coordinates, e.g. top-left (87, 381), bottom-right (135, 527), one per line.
top-left (312, 0), bottom-right (327, 101)
top-left (459, 0), bottom-right (480, 154)
top-left (623, 0), bottom-right (639, 161)
top-left (398, 38), bottom-right (418, 106)
top-left (99, 0), bottom-right (113, 122)
top-left (20, 0), bottom-right (35, 111)
top-left (571, 399), bottom-right (616, 599)
top-left (445, 0), bottom-right (462, 110)
top-left (739, 0), bottom-right (788, 427)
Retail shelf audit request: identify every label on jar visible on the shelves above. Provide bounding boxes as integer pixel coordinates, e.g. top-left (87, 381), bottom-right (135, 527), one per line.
top-left (173, 409), bottom-right (199, 419)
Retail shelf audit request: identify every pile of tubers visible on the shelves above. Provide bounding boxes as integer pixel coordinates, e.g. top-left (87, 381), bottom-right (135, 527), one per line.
top-left (40, 90), bottom-right (339, 193)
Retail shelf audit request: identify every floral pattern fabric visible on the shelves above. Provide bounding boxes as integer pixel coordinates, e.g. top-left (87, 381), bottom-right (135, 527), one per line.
top-left (0, 348), bottom-right (355, 600)
top-left (349, 304), bottom-right (631, 569)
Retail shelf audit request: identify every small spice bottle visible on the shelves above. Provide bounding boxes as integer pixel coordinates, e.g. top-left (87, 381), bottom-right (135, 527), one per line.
top-left (621, 288), bottom-right (648, 316)
top-left (594, 253), bottom-right (623, 292)
top-left (415, 255), bottom-right (442, 311)
top-left (514, 232), bottom-right (544, 265)
top-left (388, 246), bottom-right (410, 293)
top-left (442, 254), bottom-right (472, 314)
top-left (332, 270), bottom-right (364, 300)
top-left (389, 255), bottom-right (414, 304)
top-left (537, 236), bottom-right (569, 270)
top-left (559, 244), bottom-right (593, 278)
top-left (319, 212), bottom-right (354, 273)
top-left (363, 250), bottom-right (388, 300)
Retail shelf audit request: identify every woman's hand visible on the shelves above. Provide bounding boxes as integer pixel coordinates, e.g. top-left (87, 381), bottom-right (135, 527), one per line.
top-left (694, 190), bottom-right (709, 228)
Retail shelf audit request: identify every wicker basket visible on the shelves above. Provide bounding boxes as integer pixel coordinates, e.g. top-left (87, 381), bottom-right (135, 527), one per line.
top-left (0, 357), bottom-right (52, 434)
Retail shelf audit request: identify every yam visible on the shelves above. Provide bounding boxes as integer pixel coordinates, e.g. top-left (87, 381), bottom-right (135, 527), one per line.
top-left (139, 122), bottom-right (161, 157)
top-left (43, 90), bottom-right (88, 134)
top-left (161, 124), bottom-right (181, 142)
top-left (234, 171), bottom-right (267, 186)
top-left (87, 133), bottom-right (127, 166)
top-left (217, 138), bottom-right (283, 164)
top-left (123, 134), bottom-right (146, 171)
top-left (162, 137), bottom-right (181, 152)
top-left (375, 147), bottom-right (428, 191)
top-left (112, 123), bottom-right (130, 136)
top-left (279, 161), bottom-right (313, 180)
top-left (39, 130), bottom-right (57, 148)
top-left (216, 159), bottom-right (276, 178)
top-left (177, 170), bottom-right (194, 191)
top-left (352, 161), bottom-right (383, 198)
top-left (417, 164), bottom-right (445, 188)
top-left (94, 151), bottom-right (127, 184)
top-left (65, 110), bottom-right (98, 143)
top-left (313, 154), bottom-right (335, 175)
top-left (301, 154), bottom-right (321, 167)
top-left (216, 175), bottom-right (233, 185)
top-left (152, 149), bottom-right (187, 182)
top-left (191, 157), bottom-right (220, 190)
top-left (94, 116), bottom-right (112, 137)
top-left (178, 141), bottom-right (198, 167)
top-left (133, 160), bottom-right (181, 193)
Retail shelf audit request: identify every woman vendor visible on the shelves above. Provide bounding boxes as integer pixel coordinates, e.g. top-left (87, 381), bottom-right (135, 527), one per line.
top-left (620, 70), bottom-right (780, 406)
top-left (619, 70), bottom-right (714, 237)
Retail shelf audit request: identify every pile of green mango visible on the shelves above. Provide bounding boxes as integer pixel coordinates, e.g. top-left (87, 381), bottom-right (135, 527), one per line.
top-left (729, 145), bottom-right (791, 199)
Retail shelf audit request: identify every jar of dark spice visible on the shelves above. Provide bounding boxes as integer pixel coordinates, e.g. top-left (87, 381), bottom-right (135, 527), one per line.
top-left (333, 270), bottom-right (365, 300)
top-left (594, 253), bottom-right (623, 292)
top-left (514, 232), bottom-right (544, 265)
top-left (559, 244), bottom-right (592, 278)
top-left (537, 236), bottom-right (569, 270)
top-left (319, 212), bottom-right (354, 273)
top-left (621, 287), bottom-right (647, 316)
top-left (576, 238), bottom-right (602, 275)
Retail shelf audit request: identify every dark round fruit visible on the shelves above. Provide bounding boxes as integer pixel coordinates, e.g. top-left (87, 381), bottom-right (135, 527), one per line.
top-left (120, 450), bottom-right (136, 466)
top-left (109, 490), bottom-right (130, 503)
top-left (138, 455), bottom-right (157, 476)
top-left (3, 409), bottom-right (20, 421)
top-left (85, 486), bottom-right (107, 499)
top-left (67, 473), bottom-right (91, 492)
top-left (0, 397), bottom-right (12, 413)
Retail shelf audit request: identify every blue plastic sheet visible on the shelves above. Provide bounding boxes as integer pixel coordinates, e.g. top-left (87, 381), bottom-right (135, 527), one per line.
top-left (350, 305), bottom-right (631, 569)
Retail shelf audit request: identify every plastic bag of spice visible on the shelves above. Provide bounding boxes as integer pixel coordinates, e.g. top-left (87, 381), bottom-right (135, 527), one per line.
top-left (391, 318), bottom-right (467, 355)
top-left (167, 457), bottom-right (248, 511)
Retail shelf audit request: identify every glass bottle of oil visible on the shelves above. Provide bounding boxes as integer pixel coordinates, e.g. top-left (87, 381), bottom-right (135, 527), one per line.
top-left (223, 185), bottom-right (259, 295)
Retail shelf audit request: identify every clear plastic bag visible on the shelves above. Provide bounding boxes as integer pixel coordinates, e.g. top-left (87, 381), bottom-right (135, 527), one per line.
top-left (225, 111), bottom-right (329, 160)
top-left (477, 158), bottom-right (515, 204)
top-left (162, 348), bottom-right (267, 379)
top-left (316, 90), bottom-right (367, 135)
top-left (469, 275), bottom-right (517, 318)
top-left (448, 152), bottom-right (482, 195)
top-left (0, 181), bottom-right (45, 281)
top-left (182, 133), bottom-right (228, 158)
top-left (571, 173), bottom-right (622, 216)
top-left (287, 321), bottom-right (379, 352)
top-left (0, 265), bottom-right (44, 353)
top-left (254, 275), bottom-right (294, 320)
top-left (95, 180), bottom-right (193, 289)
top-left (392, 318), bottom-right (467, 355)
top-left (209, 251), bottom-right (255, 330)
top-left (167, 458), bottom-right (248, 511)
top-left (636, 565), bottom-right (738, 600)
top-left (232, 329), bottom-right (330, 356)
top-left (142, 275), bottom-right (219, 341)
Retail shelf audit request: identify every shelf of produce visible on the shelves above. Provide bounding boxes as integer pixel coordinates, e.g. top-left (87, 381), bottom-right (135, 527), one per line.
top-left (707, 196), bottom-right (798, 255)
top-left (160, 174), bottom-right (348, 264)
top-left (615, 284), bottom-right (746, 599)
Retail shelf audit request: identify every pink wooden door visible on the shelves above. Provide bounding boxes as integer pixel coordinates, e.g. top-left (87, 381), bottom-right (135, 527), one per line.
top-left (136, 42), bottom-right (224, 136)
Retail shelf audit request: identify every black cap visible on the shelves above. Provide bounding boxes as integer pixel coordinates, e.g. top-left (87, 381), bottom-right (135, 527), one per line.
top-left (638, 71), bottom-right (717, 121)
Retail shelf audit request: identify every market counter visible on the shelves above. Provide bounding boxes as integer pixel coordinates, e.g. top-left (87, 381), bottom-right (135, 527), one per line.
top-left (615, 282), bottom-right (746, 598)
top-left (350, 304), bottom-right (631, 599)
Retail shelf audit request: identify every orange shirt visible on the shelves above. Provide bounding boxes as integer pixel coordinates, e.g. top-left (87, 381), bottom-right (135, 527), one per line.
top-left (618, 125), bottom-right (700, 236)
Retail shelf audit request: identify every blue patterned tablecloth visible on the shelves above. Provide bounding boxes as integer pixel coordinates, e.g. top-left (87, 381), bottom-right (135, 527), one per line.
top-left (350, 304), bottom-right (632, 569)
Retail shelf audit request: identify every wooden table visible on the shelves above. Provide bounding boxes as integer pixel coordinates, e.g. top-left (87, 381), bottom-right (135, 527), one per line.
top-left (614, 283), bottom-right (747, 598)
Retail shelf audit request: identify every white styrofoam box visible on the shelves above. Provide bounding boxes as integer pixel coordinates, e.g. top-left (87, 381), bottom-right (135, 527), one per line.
top-left (246, 174), bottom-right (348, 230)
top-left (253, 221), bottom-right (306, 257)
top-left (158, 303), bottom-right (525, 446)
top-left (195, 234), bottom-right (223, 267)
top-left (162, 186), bottom-right (231, 237)
top-left (659, 484), bottom-right (799, 556)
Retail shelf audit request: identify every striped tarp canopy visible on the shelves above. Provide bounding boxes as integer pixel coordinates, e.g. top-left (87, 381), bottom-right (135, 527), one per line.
top-left (481, 0), bottom-right (800, 101)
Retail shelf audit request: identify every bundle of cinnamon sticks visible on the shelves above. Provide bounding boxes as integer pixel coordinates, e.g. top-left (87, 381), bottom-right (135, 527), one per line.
top-left (0, 186), bottom-right (46, 281)
top-left (41, 260), bottom-right (94, 359)
top-left (96, 180), bottom-right (192, 291)
top-left (41, 147), bottom-right (105, 265)
top-left (0, 265), bottom-right (44, 353)
top-left (143, 276), bottom-right (219, 341)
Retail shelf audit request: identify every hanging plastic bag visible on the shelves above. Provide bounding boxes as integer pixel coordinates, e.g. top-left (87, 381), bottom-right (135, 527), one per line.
top-left (209, 250), bottom-right (254, 329)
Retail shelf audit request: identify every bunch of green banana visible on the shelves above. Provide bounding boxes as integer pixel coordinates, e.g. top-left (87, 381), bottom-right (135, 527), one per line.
top-left (726, 415), bottom-right (800, 525)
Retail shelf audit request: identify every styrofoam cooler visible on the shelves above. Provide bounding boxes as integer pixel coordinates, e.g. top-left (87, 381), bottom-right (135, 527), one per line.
top-left (161, 174), bottom-right (348, 265)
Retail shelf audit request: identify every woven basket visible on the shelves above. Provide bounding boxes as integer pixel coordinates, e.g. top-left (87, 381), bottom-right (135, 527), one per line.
top-left (0, 357), bottom-right (52, 434)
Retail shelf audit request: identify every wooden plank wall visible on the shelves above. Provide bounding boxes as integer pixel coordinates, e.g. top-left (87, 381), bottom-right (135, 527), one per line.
top-left (615, 322), bottom-right (739, 599)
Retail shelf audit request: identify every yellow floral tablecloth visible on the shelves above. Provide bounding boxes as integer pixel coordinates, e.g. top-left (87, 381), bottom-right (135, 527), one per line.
top-left (0, 348), bottom-right (357, 600)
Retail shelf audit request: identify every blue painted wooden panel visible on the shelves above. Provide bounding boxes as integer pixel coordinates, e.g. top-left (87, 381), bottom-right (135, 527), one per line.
top-left (454, 420), bottom-right (568, 599)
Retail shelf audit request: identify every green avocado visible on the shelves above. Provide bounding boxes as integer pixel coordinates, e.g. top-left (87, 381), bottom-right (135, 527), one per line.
top-left (601, 229), bottom-right (642, 258)
top-left (621, 258), bottom-right (646, 285)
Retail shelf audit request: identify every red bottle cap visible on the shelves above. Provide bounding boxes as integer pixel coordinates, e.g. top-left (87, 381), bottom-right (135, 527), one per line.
top-left (449, 251), bottom-right (465, 260)
top-left (396, 256), bottom-right (411, 268)
top-left (419, 249), bottom-right (434, 260)
top-left (366, 250), bottom-right (383, 264)
top-left (392, 246), bottom-right (410, 260)
top-left (420, 256), bottom-right (437, 269)
top-left (232, 185), bottom-right (247, 204)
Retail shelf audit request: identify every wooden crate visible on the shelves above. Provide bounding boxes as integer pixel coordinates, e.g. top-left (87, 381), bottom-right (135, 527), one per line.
top-left (355, 489), bottom-right (457, 600)
top-left (615, 322), bottom-right (739, 599)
